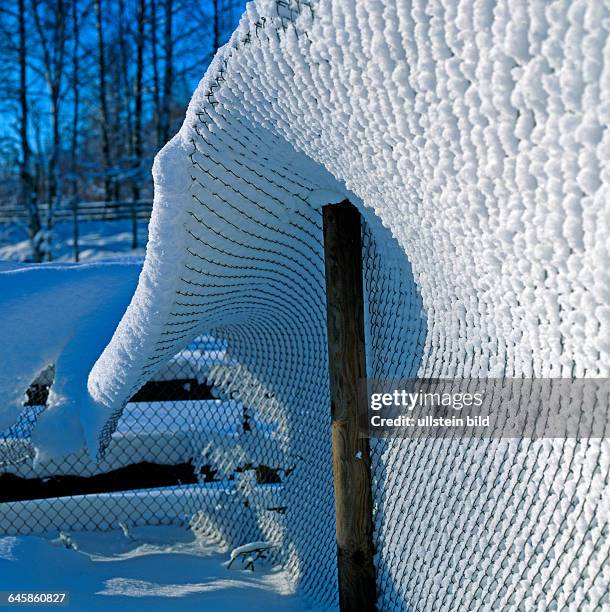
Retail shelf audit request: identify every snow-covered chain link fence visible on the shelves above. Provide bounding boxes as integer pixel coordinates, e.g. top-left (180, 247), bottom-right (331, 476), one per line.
top-left (0, 341), bottom-right (251, 531)
top-left (3, 0), bottom-right (610, 609)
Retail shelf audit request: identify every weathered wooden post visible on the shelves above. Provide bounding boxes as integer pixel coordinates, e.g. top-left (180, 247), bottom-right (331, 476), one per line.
top-left (323, 201), bottom-right (377, 611)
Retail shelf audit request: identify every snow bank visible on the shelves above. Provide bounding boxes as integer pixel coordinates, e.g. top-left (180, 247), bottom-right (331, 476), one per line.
top-left (0, 220), bottom-right (148, 263)
top-left (0, 484), bottom-right (203, 536)
top-left (0, 261), bottom-right (141, 461)
top-left (47, 0), bottom-right (610, 608)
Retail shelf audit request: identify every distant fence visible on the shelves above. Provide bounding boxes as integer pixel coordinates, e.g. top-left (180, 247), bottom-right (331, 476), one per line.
top-left (0, 200), bottom-right (153, 225)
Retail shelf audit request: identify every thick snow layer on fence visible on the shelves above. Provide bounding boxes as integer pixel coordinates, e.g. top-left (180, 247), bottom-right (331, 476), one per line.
top-left (11, 0), bottom-right (609, 608)
top-left (89, 0), bottom-right (610, 608)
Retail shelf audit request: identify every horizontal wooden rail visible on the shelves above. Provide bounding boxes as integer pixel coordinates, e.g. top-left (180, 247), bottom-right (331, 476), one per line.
top-left (0, 200), bottom-right (153, 224)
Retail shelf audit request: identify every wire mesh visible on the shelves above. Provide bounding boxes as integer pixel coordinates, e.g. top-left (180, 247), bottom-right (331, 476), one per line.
top-left (1, 1), bottom-right (609, 611)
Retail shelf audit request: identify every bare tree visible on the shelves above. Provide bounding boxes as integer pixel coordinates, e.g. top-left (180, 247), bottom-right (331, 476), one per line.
top-left (70, 0), bottom-right (80, 261)
top-left (31, 0), bottom-right (68, 260)
top-left (17, 0), bottom-right (43, 261)
top-left (118, 0), bottom-right (134, 171)
top-left (149, 0), bottom-right (162, 149)
top-left (130, 0), bottom-right (145, 249)
top-left (213, 0), bottom-right (220, 52)
top-left (159, 0), bottom-right (172, 146)
top-left (94, 0), bottom-right (112, 202)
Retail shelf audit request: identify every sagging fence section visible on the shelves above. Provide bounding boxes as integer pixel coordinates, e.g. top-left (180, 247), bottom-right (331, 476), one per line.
top-left (0, 205), bottom-right (411, 611)
top-left (0, 202), bottom-right (391, 611)
top-left (2, 327), bottom-right (321, 594)
top-left (0, 337), bottom-right (227, 532)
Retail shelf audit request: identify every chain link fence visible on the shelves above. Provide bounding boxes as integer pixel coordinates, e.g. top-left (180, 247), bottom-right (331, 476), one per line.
top-left (0, 337), bottom-right (246, 531)
top-left (2, 1), bottom-right (610, 611)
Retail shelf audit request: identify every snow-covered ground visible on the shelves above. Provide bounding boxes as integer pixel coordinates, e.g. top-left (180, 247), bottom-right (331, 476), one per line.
top-left (0, 219), bottom-right (148, 262)
top-left (0, 260), bottom-right (142, 460)
top-left (0, 525), bottom-right (310, 611)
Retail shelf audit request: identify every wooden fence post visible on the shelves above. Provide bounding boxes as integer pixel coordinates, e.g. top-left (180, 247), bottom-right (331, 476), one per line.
top-left (131, 199), bottom-right (138, 249)
top-left (323, 201), bottom-right (376, 611)
top-left (72, 198), bottom-right (79, 262)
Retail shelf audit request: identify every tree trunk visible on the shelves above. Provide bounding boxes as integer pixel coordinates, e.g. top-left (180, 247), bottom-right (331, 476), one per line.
top-left (131, 0), bottom-right (145, 250)
top-left (71, 0), bottom-right (80, 262)
top-left (213, 0), bottom-right (220, 52)
top-left (150, 0), bottom-right (162, 149)
top-left (94, 0), bottom-right (112, 202)
top-left (18, 0), bottom-right (42, 262)
top-left (159, 0), bottom-right (173, 146)
top-left (31, 0), bottom-right (68, 261)
top-left (47, 91), bottom-right (60, 260)
top-left (118, 0), bottom-right (133, 203)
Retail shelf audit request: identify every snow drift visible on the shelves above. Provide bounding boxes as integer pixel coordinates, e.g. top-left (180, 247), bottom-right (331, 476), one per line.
top-left (0, 261), bottom-right (140, 461)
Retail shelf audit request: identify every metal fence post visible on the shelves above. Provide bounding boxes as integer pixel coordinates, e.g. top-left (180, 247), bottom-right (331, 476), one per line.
top-left (323, 201), bottom-right (377, 611)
